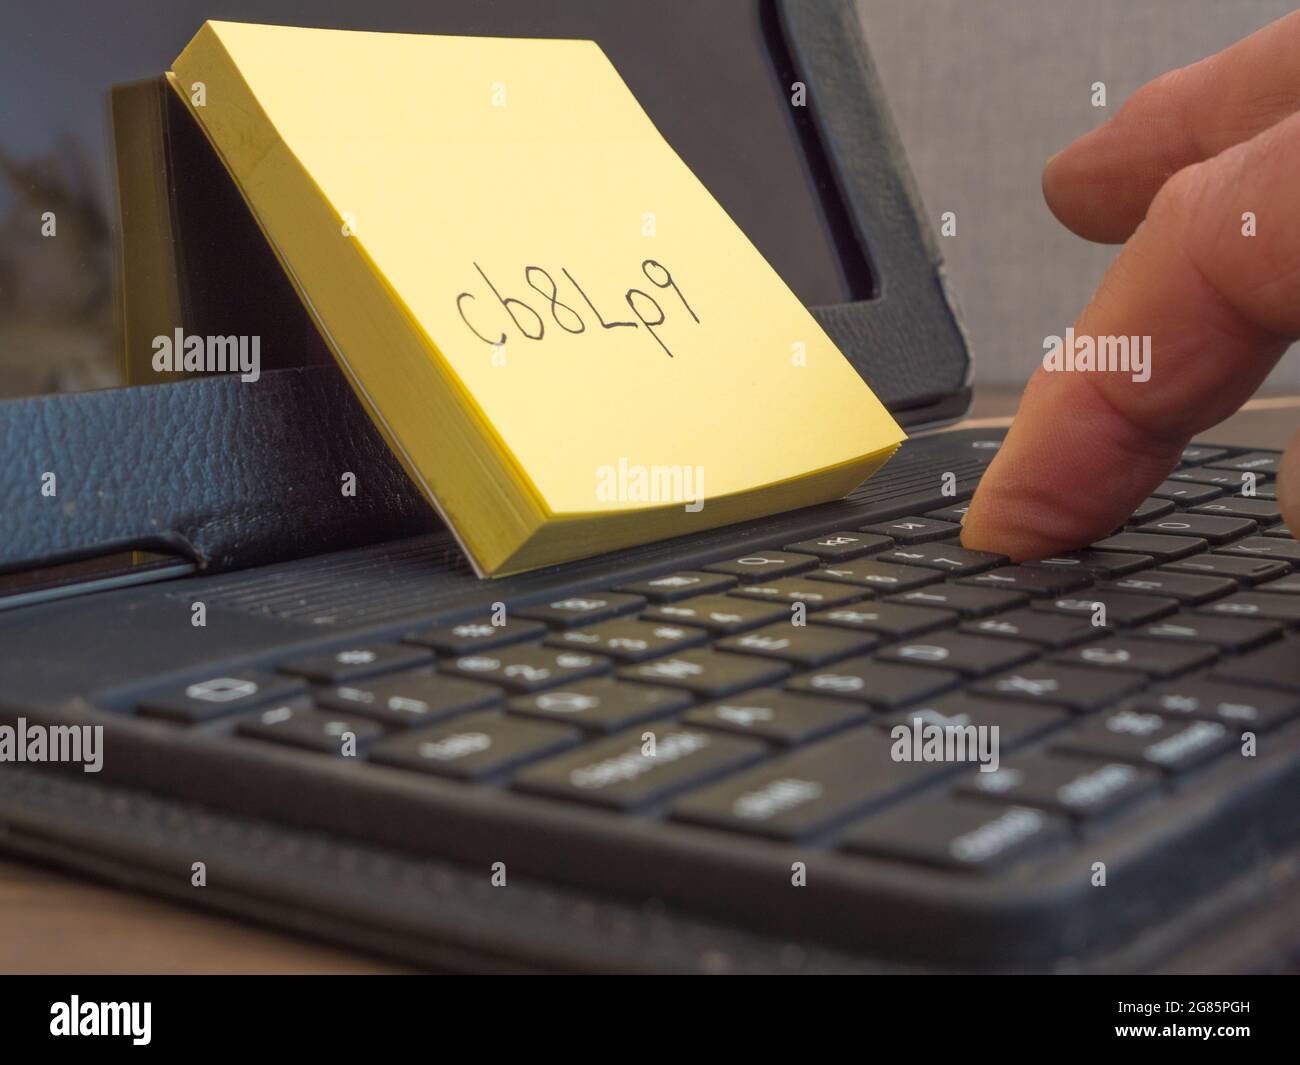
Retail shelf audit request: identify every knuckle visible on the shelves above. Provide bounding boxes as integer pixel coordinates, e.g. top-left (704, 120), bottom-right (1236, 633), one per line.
top-left (1126, 67), bottom-right (1188, 118)
top-left (1146, 160), bottom-right (1207, 230)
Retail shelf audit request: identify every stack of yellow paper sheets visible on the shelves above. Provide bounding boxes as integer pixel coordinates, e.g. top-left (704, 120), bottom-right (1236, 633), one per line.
top-left (170, 21), bottom-right (904, 576)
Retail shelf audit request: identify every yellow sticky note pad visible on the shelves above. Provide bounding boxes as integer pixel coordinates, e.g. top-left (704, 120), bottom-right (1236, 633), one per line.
top-left (171, 21), bottom-right (904, 575)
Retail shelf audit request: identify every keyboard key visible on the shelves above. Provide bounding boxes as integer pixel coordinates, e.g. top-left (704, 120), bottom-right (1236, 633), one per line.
top-left (960, 609), bottom-right (1103, 649)
top-left (878, 543), bottom-right (1006, 575)
top-left (1048, 636), bottom-right (1216, 677)
top-left (236, 701), bottom-right (384, 754)
top-left (1215, 536), bottom-right (1300, 567)
top-left (544, 619), bottom-right (707, 662)
top-left (859, 516), bottom-right (961, 544)
top-left (1197, 592), bottom-right (1300, 624)
top-left (728, 578), bottom-right (866, 609)
top-left (1090, 532), bottom-right (1207, 561)
top-left (316, 674), bottom-right (502, 727)
top-left (1132, 678), bottom-right (1300, 730)
top-left (404, 616), bottom-right (546, 655)
top-left (1055, 710), bottom-right (1233, 773)
top-left (507, 679), bottom-right (689, 733)
top-left (957, 565), bottom-right (1090, 597)
top-left (973, 663), bottom-right (1143, 712)
top-left (808, 560), bottom-right (941, 593)
top-left (1126, 497), bottom-right (1175, 525)
top-left (1170, 468), bottom-right (1269, 489)
top-left (1131, 613), bottom-right (1281, 652)
top-left (813, 602), bottom-right (956, 638)
top-left (782, 531), bottom-right (893, 561)
top-left (279, 643), bottom-right (434, 683)
top-left (1162, 553), bottom-right (1289, 584)
top-left (1149, 481), bottom-right (1222, 504)
top-left (513, 727), bottom-right (765, 811)
top-left (684, 689), bottom-right (867, 745)
top-left (1212, 637), bottom-right (1300, 691)
top-left (137, 671), bottom-right (307, 724)
top-left (1179, 446), bottom-right (1229, 467)
top-left (1024, 550), bottom-right (1153, 577)
top-left (878, 696), bottom-right (1071, 754)
top-left (841, 799), bottom-right (1067, 871)
top-left (886, 584), bottom-right (1027, 617)
top-left (1032, 591), bottom-right (1178, 627)
top-left (642, 594), bottom-right (789, 633)
top-left (613, 570), bottom-right (737, 602)
top-left (515, 592), bottom-right (645, 628)
top-left (672, 728), bottom-right (948, 840)
top-left (703, 551), bottom-right (818, 583)
top-left (619, 649), bottom-right (790, 697)
top-left (1206, 450), bottom-right (1281, 474)
top-left (370, 712), bottom-right (579, 781)
top-left (1136, 514), bottom-right (1257, 543)
top-left (1190, 498), bottom-right (1283, 523)
top-left (1262, 524), bottom-right (1296, 537)
top-left (440, 646), bottom-right (610, 692)
top-left (879, 694), bottom-right (1069, 752)
top-left (923, 502), bottom-right (972, 523)
top-left (788, 658), bottom-right (960, 709)
top-left (958, 754), bottom-right (1159, 820)
top-left (877, 633), bottom-right (1037, 677)
top-left (1257, 572), bottom-right (1300, 596)
top-left (1098, 571), bottom-right (1236, 604)
top-left (715, 623), bottom-right (877, 668)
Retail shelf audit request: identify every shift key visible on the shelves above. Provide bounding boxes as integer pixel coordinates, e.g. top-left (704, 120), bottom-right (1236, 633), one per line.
top-left (512, 727), bottom-right (764, 811)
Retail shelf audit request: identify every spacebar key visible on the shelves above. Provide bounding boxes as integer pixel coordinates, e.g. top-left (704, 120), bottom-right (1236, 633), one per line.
top-left (512, 727), bottom-right (765, 811)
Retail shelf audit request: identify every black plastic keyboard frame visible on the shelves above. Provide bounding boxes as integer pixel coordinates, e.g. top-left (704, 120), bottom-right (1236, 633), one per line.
top-left (3, 429), bottom-right (1300, 971)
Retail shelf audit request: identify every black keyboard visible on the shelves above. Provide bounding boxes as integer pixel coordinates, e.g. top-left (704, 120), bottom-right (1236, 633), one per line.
top-left (7, 432), bottom-right (1300, 968)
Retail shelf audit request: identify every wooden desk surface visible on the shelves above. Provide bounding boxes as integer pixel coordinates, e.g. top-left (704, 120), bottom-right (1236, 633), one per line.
top-left (3, 390), bottom-right (1297, 974)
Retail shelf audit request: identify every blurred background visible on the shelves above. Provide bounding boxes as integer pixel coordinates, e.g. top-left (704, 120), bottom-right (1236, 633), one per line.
top-left (2, 0), bottom-right (1299, 398)
top-left (859, 0), bottom-right (1300, 394)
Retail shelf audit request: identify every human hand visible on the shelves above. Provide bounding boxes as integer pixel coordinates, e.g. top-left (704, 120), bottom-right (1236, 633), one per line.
top-left (962, 10), bottom-right (1300, 559)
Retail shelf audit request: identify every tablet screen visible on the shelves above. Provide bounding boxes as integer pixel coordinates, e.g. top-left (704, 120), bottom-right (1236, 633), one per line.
top-left (0, 0), bottom-right (872, 400)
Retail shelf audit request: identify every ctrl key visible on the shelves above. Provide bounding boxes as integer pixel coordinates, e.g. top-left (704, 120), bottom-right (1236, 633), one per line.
top-left (841, 799), bottom-right (1068, 871)
top-left (371, 712), bottom-right (580, 781)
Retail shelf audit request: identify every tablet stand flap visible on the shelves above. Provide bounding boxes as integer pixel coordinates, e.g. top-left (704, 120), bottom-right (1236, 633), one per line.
top-left (0, 367), bottom-right (439, 575)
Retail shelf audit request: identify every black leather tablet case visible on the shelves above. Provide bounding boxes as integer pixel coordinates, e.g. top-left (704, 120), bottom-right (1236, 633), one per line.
top-left (0, 0), bottom-right (971, 577)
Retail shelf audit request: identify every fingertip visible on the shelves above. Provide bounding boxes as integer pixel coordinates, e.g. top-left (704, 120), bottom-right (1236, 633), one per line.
top-left (1042, 131), bottom-right (1136, 245)
top-left (960, 479), bottom-right (1071, 563)
top-left (1277, 427), bottom-right (1300, 536)
top-left (958, 371), bottom-right (1185, 565)
top-left (1041, 146), bottom-right (1070, 223)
